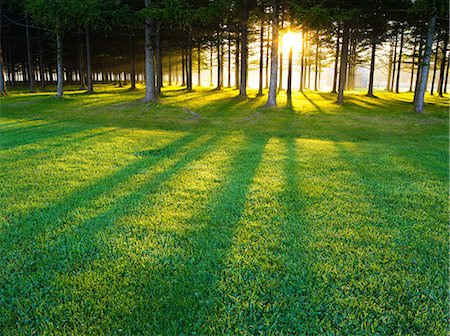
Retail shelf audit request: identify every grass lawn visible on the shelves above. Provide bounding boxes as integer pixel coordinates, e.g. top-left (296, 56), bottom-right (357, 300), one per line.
top-left (0, 85), bottom-right (448, 335)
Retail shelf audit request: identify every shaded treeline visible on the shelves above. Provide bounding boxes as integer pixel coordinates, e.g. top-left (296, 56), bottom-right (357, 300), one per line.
top-left (0, 0), bottom-right (448, 112)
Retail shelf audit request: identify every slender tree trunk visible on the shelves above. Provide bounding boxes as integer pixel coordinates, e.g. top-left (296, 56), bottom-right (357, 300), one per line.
top-left (216, 33), bottom-right (222, 90)
top-left (6, 28), bottom-right (14, 88)
top-left (38, 31), bottom-right (45, 88)
top-left (181, 48), bottom-right (186, 86)
top-left (286, 44), bottom-right (293, 105)
top-left (197, 46), bottom-right (201, 86)
top-left (331, 31), bottom-right (340, 93)
top-left (278, 17), bottom-right (284, 91)
top-left (414, 34), bottom-right (424, 102)
top-left (239, 0), bottom-right (248, 97)
top-left (78, 37), bottom-right (85, 89)
top-left (266, 0), bottom-right (279, 107)
top-left (395, 27), bottom-right (404, 93)
top-left (430, 33), bottom-right (440, 95)
top-left (228, 31), bottom-right (231, 87)
top-left (414, 10), bottom-right (437, 112)
top-left (299, 29), bottom-right (305, 92)
top-left (220, 40), bottom-right (224, 88)
top-left (56, 31), bottom-right (64, 98)
top-left (409, 37), bottom-right (417, 92)
top-left (209, 45), bottom-right (213, 86)
top-left (258, 22), bottom-right (264, 96)
top-left (0, 46), bottom-right (6, 95)
top-left (337, 22), bottom-right (350, 105)
top-left (265, 24), bottom-right (270, 89)
top-left (235, 32), bottom-right (240, 89)
top-left (386, 43), bottom-right (393, 91)
top-left (444, 55), bottom-right (449, 93)
top-left (85, 28), bottom-right (93, 93)
top-left (25, 18), bottom-right (35, 92)
top-left (143, 1), bottom-right (157, 102)
top-left (168, 53), bottom-right (172, 86)
top-left (367, 38), bottom-right (377, 97)
top-left (187, 31), bottom-right (193, 92)
top-left (390, 33), bottom-right (398, 91)
top-left (314, 30), bottom-right (319, 91)
top-left (129, 31), bottom-right (136, 90)
top-left (156, 26), bottom-right (162, 93)
top-left (437, 32), bottom-right (448, 97)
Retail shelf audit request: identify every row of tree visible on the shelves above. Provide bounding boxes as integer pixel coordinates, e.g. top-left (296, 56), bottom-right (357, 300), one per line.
top-left (0, 0), bottom-right (448, 112)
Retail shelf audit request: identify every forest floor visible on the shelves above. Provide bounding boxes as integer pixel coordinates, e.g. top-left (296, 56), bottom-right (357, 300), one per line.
top-left (0, 85), bottom-right (448, 335)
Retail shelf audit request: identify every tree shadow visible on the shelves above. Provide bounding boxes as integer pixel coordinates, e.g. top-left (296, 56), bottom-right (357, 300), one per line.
top-left (104, 135), bottom-right (269, 334)
top-left (1, 132), bottom-right (219, 332)
top-left (300, 92), bottom-right (326, 114)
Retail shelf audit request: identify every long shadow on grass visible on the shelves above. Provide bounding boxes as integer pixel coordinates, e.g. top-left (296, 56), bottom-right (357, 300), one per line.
top-left (2, 128), bottom-right (118, 162)
top-left (301, 92), bottom-right (326, 114)
top-left (0, 121), bottom-right (93, 152)
top-left (0, 132), bottom-right (199, 251)
top-left (329, 142), bottom-right (447, 334)
top-left (0, 132), bottom-right (217, 332)
top-left (102, 135), bottom-right (269, 334)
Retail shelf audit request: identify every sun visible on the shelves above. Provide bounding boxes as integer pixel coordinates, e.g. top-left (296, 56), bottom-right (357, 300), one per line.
top-left (281, 31), bottom-right (302, 54)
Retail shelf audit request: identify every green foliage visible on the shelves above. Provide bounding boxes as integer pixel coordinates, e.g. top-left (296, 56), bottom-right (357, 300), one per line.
top-left (0, 85), bottom-right (448, 335)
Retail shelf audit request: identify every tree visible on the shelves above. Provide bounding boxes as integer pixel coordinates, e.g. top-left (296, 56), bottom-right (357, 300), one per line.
top-left (265, 0), bottom-right (279, 107)
top-left (414, 7), bottom-right (437, 112)
top-left (25, 0), bottom-right (75, 97)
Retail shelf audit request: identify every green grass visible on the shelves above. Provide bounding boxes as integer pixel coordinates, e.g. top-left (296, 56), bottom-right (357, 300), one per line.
top-left (0, 84), bottom-right (448, 335)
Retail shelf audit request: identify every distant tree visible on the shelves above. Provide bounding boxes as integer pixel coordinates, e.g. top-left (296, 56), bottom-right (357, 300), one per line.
top-left (25, 0), bottom-right (75, 97)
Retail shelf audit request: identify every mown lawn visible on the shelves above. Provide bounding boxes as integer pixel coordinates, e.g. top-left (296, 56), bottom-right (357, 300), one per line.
top-left (0, 85), bottom-right (448, 335)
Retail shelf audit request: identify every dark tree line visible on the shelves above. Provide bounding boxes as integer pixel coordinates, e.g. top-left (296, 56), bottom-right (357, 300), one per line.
top-left (0, 0), bottom-right (448, 112)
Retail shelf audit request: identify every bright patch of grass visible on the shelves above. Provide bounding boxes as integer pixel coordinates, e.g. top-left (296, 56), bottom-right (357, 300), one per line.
top-left (0, 85), bottom-right (448, 334)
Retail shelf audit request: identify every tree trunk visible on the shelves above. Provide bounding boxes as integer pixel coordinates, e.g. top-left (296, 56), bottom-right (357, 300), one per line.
top-left (56, 31), bottom-right (64, 98)
top-left (235, 32), bottom-right (240, 89)
top-left (197, 46), bottom-right (201, 86)
top-left (409, 37), bottom-right (417, 92)
top-left (181, 48), bottom-right (186, 86)
top-left (209, 45), bottom-right (213, 86)
top-left (258, 22), bottom-right (264, 96)
top-left (0, 46), bottom-right (6, 95)
top-left (187, 31), bottom-right (193, 92)
top-left (239, 0), bottom-right (248, 97)
top-left (444, 55), bottom-right (449, 93)
top-left (227, 31), bottom-right (231, 87)
top-left (414, 34), bottom-right (425, 102)
top-left (286, 44), bottom-right (293, 105)
top-left (437, 31), bottom-right (448, 97)
top-left (414, 10), bottom-right (437, 113)
top-left (337, 22), bottom-right (350, 105)
top-left (143, 1), bottom-right (157, 103)
top-left (168, 53), bottom-right (172, 86)
top-left (278, 17), bottom-right (284, 91)
top-left (266, 0), bottom-right (279, 107)
top-left (85, 28), bottom-right (93, 93)
top-left (38, 31), bottom-right (45, 88)
top-left (129, 31), bottom-right (136, 90)
top-left (331, 30), bottom-right (340, 94)
top-left (25, 18), bottom-right (35, 92)
top-left (395, 27), bottom-right (404, 93)
top-left (367, 38), bottom-right (377, 97)
top-left (430, 33), bottom-right (440, 95)
top-left (265, 24), bottom-right (270, 89)
top-left (78, 37), bottom-right (85, 89)
top-left (299, 29), bottom-right (305, 92)
top-left (216, 33), bottom-right (222, 90)
top-left (390, 33), bottom-right (398, 91)
top-left (314, 30), bottom-right (319, 91)
top-left (156, 26), bottom-right (162, 93)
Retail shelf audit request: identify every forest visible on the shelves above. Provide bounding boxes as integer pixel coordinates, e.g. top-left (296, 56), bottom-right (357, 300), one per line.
top-left (0, 0), bottom-right (449, 335)
top-left (1, 0), bottom-right (449, 111)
